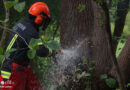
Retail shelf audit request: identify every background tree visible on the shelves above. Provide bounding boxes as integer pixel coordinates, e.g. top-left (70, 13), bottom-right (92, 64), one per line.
top-left (111, 36), bottom-right (130, 85)
top-left (113, 0), bottom-right (130, 52)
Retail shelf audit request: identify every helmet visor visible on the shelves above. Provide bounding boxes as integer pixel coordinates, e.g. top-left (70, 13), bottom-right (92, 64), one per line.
top-left (42, 17), bottom-right (51, 30)
top-left (40, 12), bottom-right (51, 30)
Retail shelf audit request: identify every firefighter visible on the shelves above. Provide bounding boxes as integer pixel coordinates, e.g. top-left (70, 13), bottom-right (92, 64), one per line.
top-left (0, 2), bottom-right (60, 90)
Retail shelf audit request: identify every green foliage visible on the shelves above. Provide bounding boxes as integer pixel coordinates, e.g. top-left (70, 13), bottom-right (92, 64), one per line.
top-left (0, 48), bottom-right (16, 65)
top-left (100, 74), bottom-right (108, 79)
top-left (98, 12), bottom-right (105, 27)
top-left (27, 38), bottom-right (41, 59)
top-left (105, 78), bottom-right (117, 88)
top-left (41, 36), bottom-right (61, 50)
top-left (14, 1), bottom-right (26, 13)
top-left (100, 74), bottom-right (117, 88)
top-left (75, 60), bottom-right (96, 89)
top-left (0, 48), bottom-right (4, 55)
top-left (89, 61), bottom-right (96, 67)
top-left (96, 0), bottom-right (103, 5)
top-left (6, 0), bottom-right (25, 13)
top-left (45, 40), bottom-right (61, 50)
top-left (116, 36), bottom-right (127, 57)
top-left (77, 4), bottom-right (86, 12)
top-left (5, 48), bottom-right (17, 58)
top-left (126, 83), bottom-right (130, 88)
top-left (112, 0), bottom-right (119, 5)
top-left (29, 38), bottom-right (41, 49)
top-left (0, 48), bottom-right (4, 62)
top-left (6, 1), bottom-right (16, 8)
top-left (15, 0), bottom-right (19, 3)
top-left (27, 37), bottom-right (61, 59)
top-left (27, 49), bottom-right (36, 59)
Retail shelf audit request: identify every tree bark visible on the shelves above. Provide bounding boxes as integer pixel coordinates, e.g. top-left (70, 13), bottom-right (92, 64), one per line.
top-left (0, 0), bottom-right (10, 48)
top-left (113, 0), bottom-right (130, 52)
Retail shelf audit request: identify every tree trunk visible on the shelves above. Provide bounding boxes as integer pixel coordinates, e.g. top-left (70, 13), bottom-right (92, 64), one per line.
top-left (113, 0), bottom-right (130, 52)
top-left (111, 36), bottom-right (130, 85)
top-left (60, 0), bottom-right (118, 90)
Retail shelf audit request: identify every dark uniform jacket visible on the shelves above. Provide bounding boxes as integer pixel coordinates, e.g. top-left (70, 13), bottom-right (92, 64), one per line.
top-left (1, 17), bottom-right (51, 75)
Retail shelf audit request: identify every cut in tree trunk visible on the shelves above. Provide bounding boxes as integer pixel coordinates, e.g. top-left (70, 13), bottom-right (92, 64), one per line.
top-left (113, 0), bottom-right (129, 52)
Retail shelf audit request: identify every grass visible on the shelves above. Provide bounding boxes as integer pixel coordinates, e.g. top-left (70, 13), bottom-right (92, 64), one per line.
top-left (112, 11), bottom-right (130, 57)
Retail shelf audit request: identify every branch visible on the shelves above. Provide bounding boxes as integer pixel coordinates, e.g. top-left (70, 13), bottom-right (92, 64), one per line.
top-left (0, 0), bottom-right (10, 48)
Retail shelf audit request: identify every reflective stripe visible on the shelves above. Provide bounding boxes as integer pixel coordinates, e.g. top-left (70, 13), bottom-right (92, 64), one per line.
top-left (1, 75), bottom-right (10, 79)
top-left (1, 71), bottom-right (11, 79)
top-left (1, 71), bottom-right (11, 75)
top-left (37, 42), bottom-right (43, 46)
top-left (6, 34), bottom-right (18, 52)
top-left (46, 46), bottom-right (52, 56)
top-left (1, 73), bottom-right (10, 77)
top-left (1, 34), bottom-right (18, 80)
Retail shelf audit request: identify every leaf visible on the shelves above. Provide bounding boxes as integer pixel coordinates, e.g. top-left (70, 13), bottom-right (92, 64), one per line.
top-left (82, 57), bottom-right (88, 64)
top-left (34, 45), bottom-right (39, 50)
top-left (5, 48), bottom-right (16, 58)
top-left (29, 38), bottom-right (41, 48)
top-left (105, 78), bottom-right (117, 88)
top-left (100, 74), bottom-right (108, 80)
top-left (77, 72), bottom-right (88, 80)
top-left (42, 35), bottom-right (49, 41)
top-left (4, 19), bottom-right (9, 23)
top-left (6, 1), bottom-right (16, 8)
top-left (115, 88), bottom-right (120, 90)
top-left (126, 83), bottom-right (130, 88)
top-left (46, 40), bottom-right (61, 50)
top-left (0, 55), bottom-right (5, 62)
top-left (113, 0), bottom-right (119, 4)
top-left (0, 48), bottom-right (4, 55)
top-left (77, 4), bottom-right (86, 12)
top-left (0, 20), bottom-right (5, 23)
top-left (15, 0), bottom-right (19, 3)
top-left (86, 72), bottom-right (91, 77)
top-left (88, 67), bottom-right (95, 73)
top-left (89, 61), bottom-right (96, 67)
top-left (14, 2), bottom-right (26, 13)
top-left (27, 49), bottom-right (36, 59)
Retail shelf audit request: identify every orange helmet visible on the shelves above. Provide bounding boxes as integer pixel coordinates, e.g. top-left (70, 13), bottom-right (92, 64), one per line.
top-left (28, 2), bottom-right (50, 24)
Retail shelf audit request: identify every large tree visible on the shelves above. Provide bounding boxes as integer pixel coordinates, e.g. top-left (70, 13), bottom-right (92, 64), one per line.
top-left (60, 0), bottom-right (129, 90)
